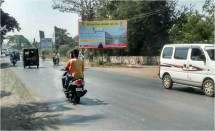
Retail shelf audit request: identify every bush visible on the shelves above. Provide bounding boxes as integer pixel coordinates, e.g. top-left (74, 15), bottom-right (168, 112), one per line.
top-left (39, 49), bottom-right (51, 56)
top-left (58, 45), bottom-right (70, 57)
top-left (66, 46), bottom-right (78, 57)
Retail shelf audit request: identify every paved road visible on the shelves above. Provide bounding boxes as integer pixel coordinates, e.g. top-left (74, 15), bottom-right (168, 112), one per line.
top-left (114, 39), bottom-right (119, 44)
top-left (3, 57), bottom-right (214, 130)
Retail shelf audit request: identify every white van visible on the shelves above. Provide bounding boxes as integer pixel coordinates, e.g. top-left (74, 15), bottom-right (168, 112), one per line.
top-left (159, 44), bottom-right (215, 97)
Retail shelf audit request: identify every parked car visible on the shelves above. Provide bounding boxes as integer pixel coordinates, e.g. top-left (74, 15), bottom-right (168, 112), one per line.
top-left (159, 44), bottom-right (215, 97)
top-left (23, 49), bottom-right (39, 68)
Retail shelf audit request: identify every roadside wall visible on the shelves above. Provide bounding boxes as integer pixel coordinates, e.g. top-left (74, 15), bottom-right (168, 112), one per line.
top-left (96, 56), bottom-right (160, 65)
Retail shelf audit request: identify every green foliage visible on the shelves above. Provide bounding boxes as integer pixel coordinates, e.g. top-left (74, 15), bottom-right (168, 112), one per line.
top-left (42, 50), bottom-right (51, 55)
top-left (1, 9), bottom-right (21, 45)
top-left (203, 0), bottom-right (214, 16)
top-left (58, 45), bottom-right (70, 57)
top-left (53, 0), bottom-right (214, 56)
top-left (97, 1), bottom-right (187, 56)
top-left (169, 11), bottom-right (214, 44)
top-left (7, 35), bottom-right (32, 50)
top-left (53, 0), bottom-right (105, 19)
top-left (66, 46), bottom-right (78, 58)
top-left (55, 26), bottom-right (74, 50)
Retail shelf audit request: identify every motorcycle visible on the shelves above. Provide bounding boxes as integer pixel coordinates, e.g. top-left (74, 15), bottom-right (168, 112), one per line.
top-left (42, 54), bottom-right (46, 61)
top-left (53, 56), bottom-right (59, 66)
top-left (10, 57), bottom-right (17, 66)
top-left (61, 70), bottom-right (87, 104)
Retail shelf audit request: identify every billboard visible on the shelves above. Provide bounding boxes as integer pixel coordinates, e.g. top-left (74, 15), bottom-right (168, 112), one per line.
top-left (79, 19), bottom-right (128, 49)
top-left (41, 38), bottom-right (52, 50)
top-left (39, 31), bottom-right (45, 39)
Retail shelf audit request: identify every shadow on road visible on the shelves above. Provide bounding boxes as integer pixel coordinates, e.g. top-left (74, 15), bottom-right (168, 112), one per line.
top-left (1, 100), bottom-right (71, 130)
top-left (60, 114), bottom-right (104, 125)
top-left (24, 66), bottom-right (47, 69)
top-left (0, 62), bottom-right (10, 69)
top-left (1, 99), bottom-right (105, 130)
top-left (0, 91), bottom-right (12, 98)
top-left (80, 97), bottom-right (108, 106)
top-left (172, 87), bottom-right (204, 95)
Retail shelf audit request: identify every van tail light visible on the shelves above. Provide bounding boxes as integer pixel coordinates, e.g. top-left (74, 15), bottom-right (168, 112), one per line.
top-left (158, 61), bottom-right (161, 69)
top-left (75, 80), bottom-right (83, 85)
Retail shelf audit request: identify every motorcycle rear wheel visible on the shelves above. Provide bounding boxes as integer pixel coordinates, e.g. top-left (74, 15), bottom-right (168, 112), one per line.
top-left (74, 94), bottom-right (80, 104)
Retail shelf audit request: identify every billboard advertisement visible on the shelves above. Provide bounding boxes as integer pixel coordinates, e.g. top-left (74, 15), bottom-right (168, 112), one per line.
top-left (41, 38), bottom-right (52, 50)
top-left (39, 31), bottom-right (45, 39)
top-left (79, 19), bottom-right (128, 49)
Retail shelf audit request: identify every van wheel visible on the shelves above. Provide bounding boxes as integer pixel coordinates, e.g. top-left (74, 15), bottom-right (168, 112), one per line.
top-left (162, 75), bottom-right (173, 89)
top-left (203, 79), bottom-right (214, 97)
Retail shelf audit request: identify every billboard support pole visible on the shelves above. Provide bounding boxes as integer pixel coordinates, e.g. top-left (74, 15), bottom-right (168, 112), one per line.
top-left (82, 48), bottom-right (84, 61)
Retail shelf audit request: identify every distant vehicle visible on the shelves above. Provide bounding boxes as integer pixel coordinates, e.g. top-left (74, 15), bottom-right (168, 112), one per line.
top-left (159, 44), bottom-right (215, 97)
top-left (53, 53), bottom-right (59, 66)
top-left (53, 56), bottom-right (59, 65)
top-left (15, 51), bottom-right (20, 61)
top-left (1, 49), bottom-right (6, 55)
top-left (5, 49), bottom-right (12, 56)
top-left (23, 49), bottom-right (39, 68)
top-left (42, 54), bottom-right (46, 61)
top-left (78, 53), bottom-right (84, 61)
top-left (10, 52), bottom-right (17, 66)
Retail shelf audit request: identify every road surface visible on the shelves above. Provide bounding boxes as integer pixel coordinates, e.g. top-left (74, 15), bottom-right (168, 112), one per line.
top-left (2, 57), bottom-right (214, 130)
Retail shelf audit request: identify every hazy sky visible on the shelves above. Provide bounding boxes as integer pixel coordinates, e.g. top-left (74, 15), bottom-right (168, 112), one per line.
top-left (2, 0), bottom-right (205, 43)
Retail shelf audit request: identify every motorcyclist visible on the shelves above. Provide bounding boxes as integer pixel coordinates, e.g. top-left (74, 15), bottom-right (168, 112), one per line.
top-left (42, 51), bottom-right (45, 60)
top-left (78, 52), bottom-right (84, 61)
top-left (62, 49), bottom-right (84, 91)
top-left (70, 49), bottom-right (84, 79)
top-left (62, 51), bottom-right (74, 91)
top-left (10, 52), bottom-right (16, 61)
top-left (53, 51), bottom-right (60, 63)
top-left (70, 49), bottom-right (86, 96)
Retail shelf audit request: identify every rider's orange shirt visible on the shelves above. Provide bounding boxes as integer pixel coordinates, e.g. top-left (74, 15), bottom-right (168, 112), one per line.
top-left (66, 60), bottom-right (74, 74)
top-left (70, 58), bottom-right (84, 79)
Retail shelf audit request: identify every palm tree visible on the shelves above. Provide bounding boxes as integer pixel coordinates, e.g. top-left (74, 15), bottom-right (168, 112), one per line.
top-left (55, 27), bottom-right (70, 50)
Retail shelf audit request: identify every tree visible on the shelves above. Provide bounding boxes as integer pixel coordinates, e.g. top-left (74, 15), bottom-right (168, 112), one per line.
top-left (55, 26), bottom-right (74, 50)
top-left (1, 9), bottom-right (21, 45)
top-left (97, 1), bottom-right (187, 56)
top-left (7, 35), bottom-right (32, 50)
top-left (53, 0), bottom-right (105, 19)
top-left (203, 0), bottom-right (215, 17)
top-left (169, 2), bottom-right (214, 44)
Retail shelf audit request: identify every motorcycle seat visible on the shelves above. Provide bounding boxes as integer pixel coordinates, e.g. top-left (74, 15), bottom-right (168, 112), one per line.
top-left (72, 78), bottom-right (84, 81)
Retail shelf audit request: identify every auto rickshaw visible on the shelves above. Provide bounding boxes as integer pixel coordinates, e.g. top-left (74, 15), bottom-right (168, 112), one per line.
top-left (23, 49), bottom-right (39, 68)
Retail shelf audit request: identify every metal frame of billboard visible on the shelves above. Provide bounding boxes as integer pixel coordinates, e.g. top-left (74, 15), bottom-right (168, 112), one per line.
top-left (78, 19), bottom-right (128, 50)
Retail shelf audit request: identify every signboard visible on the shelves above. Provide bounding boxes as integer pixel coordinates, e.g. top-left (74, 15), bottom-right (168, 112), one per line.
top-left (79, 19), bottom-right (128, 49)
top-left (41, 38), bottom-right (52, 50)
top-left (39, 31), bottom-right (45, 39)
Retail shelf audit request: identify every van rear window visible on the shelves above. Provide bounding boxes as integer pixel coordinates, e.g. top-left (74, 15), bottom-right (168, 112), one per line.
top-left (174, 47), bottom-right (189, 60)
top-left (162, 47), bottom-right (173, 59)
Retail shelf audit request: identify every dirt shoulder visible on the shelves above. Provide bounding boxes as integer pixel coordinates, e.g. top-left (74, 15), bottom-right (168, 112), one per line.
top-left (90, 66), bottom-right (159, 80)
top-left (0, 60), bottom-right (60, 130)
